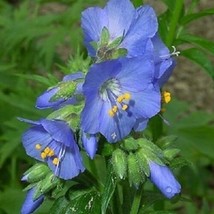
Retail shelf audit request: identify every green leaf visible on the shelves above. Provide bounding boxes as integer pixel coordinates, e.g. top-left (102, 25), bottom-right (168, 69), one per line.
top-left (101, 164), bottom-right (117, 214)
top-left (181, 48), bottom-right (214, 79)
top-left (161, 0), bottom-right (175, 11)
top-left (0, 188), bottom-right (25, 214)
top-left (132, 0), bottom-right (144, 7)
top-left (178, 34), bottom-right (214, 55)
top-left (50, 197), bottom-right (70, 214)
top-left (138, 191), bottom-right (165, 213)
top-left (67, 188), bottom-right (101, 214)
top-left (180, 8), bottom-right (214, 25)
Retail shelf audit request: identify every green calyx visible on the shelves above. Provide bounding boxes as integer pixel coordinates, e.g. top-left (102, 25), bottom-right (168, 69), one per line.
top-left (50, 81), bottom-right (78, 102)
top-left (47, 105), bottom-right (83, 131)
top-left (33, 172), bottom-right (61, 200)
top-left (91, 27), bottom-right (128, 62)
top-left (112, 148), bottom-right (127, 179)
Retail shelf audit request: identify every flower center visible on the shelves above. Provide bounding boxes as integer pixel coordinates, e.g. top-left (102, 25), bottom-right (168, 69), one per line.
top-left (35, 144), bottom-right (63, 167)
top-left (99, 78), bottom-right (131, 117)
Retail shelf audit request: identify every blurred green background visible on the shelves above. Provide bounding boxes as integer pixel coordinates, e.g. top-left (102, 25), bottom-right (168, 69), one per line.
top-left (0, 0), bottom-right (214, 213)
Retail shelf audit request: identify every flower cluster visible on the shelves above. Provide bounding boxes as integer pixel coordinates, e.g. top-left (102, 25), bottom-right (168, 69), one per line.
top-left (20, 0), bottom-right (181, 213)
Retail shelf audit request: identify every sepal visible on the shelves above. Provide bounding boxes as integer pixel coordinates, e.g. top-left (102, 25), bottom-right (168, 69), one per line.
top-left (111, 148), bottom-right (127, 179)
top-left (163, 148), bottom-right (180, 161)
top-left (32, 172), bottom-right (61, 200)
top-left (127, 153), bottom-right (142, 187)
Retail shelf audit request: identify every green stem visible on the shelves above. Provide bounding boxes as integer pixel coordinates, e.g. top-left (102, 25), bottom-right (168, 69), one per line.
top-left (130, 187), bottom-right (143, 214)
top-left (10, 156), bottom-right (17, 187)
top-left (165, 0), bottom-right (184, 47)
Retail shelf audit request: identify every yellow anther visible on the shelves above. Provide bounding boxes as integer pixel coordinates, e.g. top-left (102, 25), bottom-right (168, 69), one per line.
top-left (122, 104), bottom-right (128, 111)
top-left (41, 152), bottom-right (47, 159)
top-left (44, 147), bottom-right (51, 154)
top-left (47, 149), bottom-right (54, 157)
top-left (53, 158), bottom-right (59, 165)
top-left (108, 109), bottom-right (115, 117)
top-left (123, 93), bottom-right (131, 100)
top-left (117, 95), bottom-right (124, 103)
top-left (35, 144), bottom-right (41, 150)
top-left (163, 91), bottom-right (171, 104)
top-left (112, 105), bottom-right (118, 113)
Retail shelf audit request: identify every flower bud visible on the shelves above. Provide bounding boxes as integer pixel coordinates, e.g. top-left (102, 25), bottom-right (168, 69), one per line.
top-left (39, 172), bottom-right (61, 195)
top-left (22, 163), bottom-right (50, 183)
top-left (127, 153), bottom-right (142, 187)
top-left (149, 161), bottom-right (181, 199)
top-left (33, 172), bottom-right (61, 200)
top-left (112, 148), bottom-right (127, 179)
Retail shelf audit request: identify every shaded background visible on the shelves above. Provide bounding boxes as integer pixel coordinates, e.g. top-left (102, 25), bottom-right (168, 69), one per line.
top-left (0, 0), bottom-right (213, 213)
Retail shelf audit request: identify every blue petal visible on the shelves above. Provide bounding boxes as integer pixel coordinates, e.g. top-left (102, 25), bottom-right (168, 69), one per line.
top-left (81, 7), bottom-right (108, 56)
top-left (36, 87), bottom-right (65, 109)
top-left (122, 5), bottom-right (158, 55)
top-left (117, 57), bottom-right (154, 92)
top-left (82, 132), bottom-right (98, 159)
top-left (22, 125), bottom-right (52, 161)
top-left (81, 95), bottom-right (103, 134)
top-left (21, 188), bottom-right (44, 214)
top-left (106, 0), bottom-right (135, 39)
top-left (151, 33), bottom-right (170, 63)
top-left (47, 143), bottom-right (85, 180)
top-left (83, 60), bottom-right (121, 94)
top-left (40, 119), bottom-right (76, 149)
top-left (156, 58), bottom-right (176, 87)
top-left (133, 118), bottom-right (149, 131)
top-left (98, 99), bottom-right (135, 143)
top-left (130, 84), bottom-right (161, 118)
top-left (149, 161), bottom-right (181, 199)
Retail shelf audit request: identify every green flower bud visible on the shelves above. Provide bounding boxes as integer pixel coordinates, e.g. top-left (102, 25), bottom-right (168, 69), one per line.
top-left (33, 172), bottom-right (61, 200)
top-left (22, 163), bottom-right (50, 183)
top-left (127, 153), bottom-right (142, 187)
top-left (50, 81), bottom-right (77, 102)
top-left (163, 148), bottom-right (180, 161)
top-left (135, 150), bottom-right (150, 177)
top-left (112, 149), bottom-right (127, 179)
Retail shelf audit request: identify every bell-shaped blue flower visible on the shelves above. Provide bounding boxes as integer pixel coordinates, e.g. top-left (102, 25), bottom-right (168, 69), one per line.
top-left (81, 57), bottom-right (161, 143)
top-left (20, 118), bottom-right (85, 180)
top-left (36, 72), bottom-right (84, 109)
top-left (149, 161), bottom-right (181, 199)
top-left (81, 132), bottom-right (98, 159)
top-left (21, 188), bottom-right (44, 214)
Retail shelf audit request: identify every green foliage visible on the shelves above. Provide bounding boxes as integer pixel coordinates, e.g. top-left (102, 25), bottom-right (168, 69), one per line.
top-left (159, 0), bottom-right (214, 78)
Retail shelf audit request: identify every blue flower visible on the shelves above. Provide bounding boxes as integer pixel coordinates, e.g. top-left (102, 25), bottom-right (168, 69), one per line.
top-left (20, 118), bottom-right (85, 180)
top-left (81, 132), bottom-right (98, 159)
top-left (149, 161), bottom-right (181, 199)
top-left (36, 72), bottom-right (84, 109)
top-left (81, 0), bottom-right (175, 86)
top-left (81, 0), bottom-right (157, 58)
top-left (81, 57), bottom-right (161, 143)
top-left (21, 187), bottom-right (44, 214)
